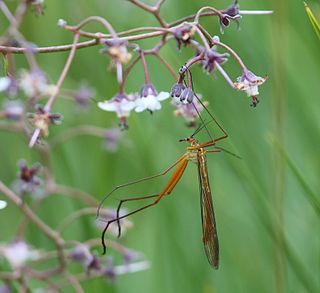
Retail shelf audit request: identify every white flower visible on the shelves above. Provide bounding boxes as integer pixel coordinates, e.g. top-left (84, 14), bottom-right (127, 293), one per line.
top-left (1, 241), bottom-right (39, 269)
top-left (0, 200), bottom-right (7, 210)
top-left (19, 70), bottom-right (55, 98)
top-left (135, 91), bottom-right (169, 112)
top-left (98, 93), bottom-right (136, 118)
top-left (234, 70), bottom-right (267, 97)
top-left (0, 77), bottom-right (10, 92)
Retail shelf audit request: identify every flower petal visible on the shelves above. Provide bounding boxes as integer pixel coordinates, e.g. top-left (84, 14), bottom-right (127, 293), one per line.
top-left (0, 77), bottom-right (10, 92)
top-left (98, 101), bottom-right (117, 111)
top-left (135, 98), bottom-right (147, 112)
top-left (0, 200), bottom-right (7, 210)
top-left (156, 92), bottom-right (170, 101)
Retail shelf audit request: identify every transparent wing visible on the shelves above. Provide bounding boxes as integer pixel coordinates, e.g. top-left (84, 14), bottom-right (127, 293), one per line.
top-left (198, 153), bottom-right (219, 269)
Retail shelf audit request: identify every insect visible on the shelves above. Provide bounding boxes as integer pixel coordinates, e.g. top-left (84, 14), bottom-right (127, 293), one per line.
top-left (98, 118), bottom-right (228, 269)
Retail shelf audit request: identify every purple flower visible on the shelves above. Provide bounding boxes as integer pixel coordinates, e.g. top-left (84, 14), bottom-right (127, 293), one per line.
top-left (219, 0), bottom-right (241, 33)
top-left (170, 82), bottom-right (186, 99)
top-left (0, 284), bottom-right (11, 293)
top-left (95, 208), bottom-right (133, 237)
top-left (104, 127), bottom-right (122, 152)
top-left (98, 93), bottom-right (137, 129)
top-left (201, 42), bottom-right (229, 73)
top-left (102, 258), bottom-right (117, 281)
top-left (73, 85), bottom-right (95, 108)
top-left (69, 244), bottom-right (101, 275)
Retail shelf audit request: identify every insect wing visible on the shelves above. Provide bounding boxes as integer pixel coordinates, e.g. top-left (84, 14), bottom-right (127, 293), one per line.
top-left (197, 153), bottom-right (219, 269)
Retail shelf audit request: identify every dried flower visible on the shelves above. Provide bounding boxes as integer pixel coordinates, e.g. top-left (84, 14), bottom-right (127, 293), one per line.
top-left (234, 71), bottom-right (267, 107)
top-left (28, 105), bottom-right (62, 137)
top-left (219, 0), bottom-right (241, 33)
top-left (102, 39), bottom-right (132, 65)
top-left (135, 84), bottom-right (169, 113)
top-left (0, 240), bottom-right (39, 269)
top-left (0, 200), bottom-right (7, 210)
top-left (173, 23), bottom-right (196, 49)
top-left (13, 160), bottom-right (44, 196)
top-left (98, 93), bottom-right (137, 129)
top-left (172, 94), bottom-right (209, 127)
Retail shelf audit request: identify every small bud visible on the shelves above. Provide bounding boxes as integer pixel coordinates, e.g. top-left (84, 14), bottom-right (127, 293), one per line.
top-left (170, 82), bottom-right (186, 98)
top-left (57, 18), bottom-right (67, 28)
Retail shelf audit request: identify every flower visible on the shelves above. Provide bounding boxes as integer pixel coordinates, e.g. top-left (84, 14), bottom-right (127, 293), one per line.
top-left (19, 70), bottom-right (55, 99)
top-left (0, 76), bottom-right (18, 96)
top-left (69, 244), bottom-right (101, 274)
top-left (2, 100), bottom-right (24, 121)
top-left (102, 258), bottom-right (117, 281)
top-left (200, 42), bottom-right (229, 73)
top-left (234, 71), bottom-right (267, 107)
top-left (28, 105), bottom-right (62, 137)
top-left (0, 240), bottom-right (39, 269)
top-left (73, 85), bottom-right (95, 108)
top-left (219, 0), bottom-right (241, 33)
top-left (135, 84), bottom-right (169, 113)
top-left (102, 39), bottom-right (132, 65)
top-left (57, 18), bottom-right (67, 28)
top-left (0, 200), bottom-right (7, 210)
top-left (172, 94), bottom-right (209, 127)
top-left (104, 127), bottom-right (122, 152)
top-left (0, 284), bottom-right (11, 293)
top-left (98, 93), bottom-right (137, 129)
top-left (176, 87), bottom-right (195, 104)
top-left (95, 208), bottom-right (133, 237)
top-left (170, 82), bottom-right (186, 99)
top-left (172, 23), bottom-right (196, 49)
top-left (13, 160), bottom-right (45, 197)
top-left (0, 77), bottom-right (10, 92)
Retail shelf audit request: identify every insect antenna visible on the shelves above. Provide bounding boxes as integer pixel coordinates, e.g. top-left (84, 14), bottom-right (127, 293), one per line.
top-left (187, 68), bottom-right (228, 141)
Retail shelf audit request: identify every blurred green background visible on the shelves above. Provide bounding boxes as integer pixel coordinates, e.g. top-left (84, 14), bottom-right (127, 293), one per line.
top-left (1, 0), bottom-right (319, 292)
